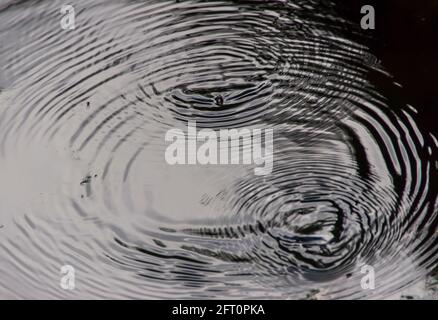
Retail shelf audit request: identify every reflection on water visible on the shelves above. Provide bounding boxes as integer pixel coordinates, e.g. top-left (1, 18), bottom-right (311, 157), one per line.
top-left (0, 0), bottom-right (437, 299)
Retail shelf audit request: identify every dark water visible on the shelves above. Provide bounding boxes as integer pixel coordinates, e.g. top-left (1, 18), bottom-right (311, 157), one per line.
top-left (0, 0), bottom-right (437, 299)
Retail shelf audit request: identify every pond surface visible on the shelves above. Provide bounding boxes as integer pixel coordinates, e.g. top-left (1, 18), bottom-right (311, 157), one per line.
top-left (0, 0), bottom-right (437, 299)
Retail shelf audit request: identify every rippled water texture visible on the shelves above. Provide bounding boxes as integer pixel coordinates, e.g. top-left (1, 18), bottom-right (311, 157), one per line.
top-left (0, 0), bottom-right (437, 299)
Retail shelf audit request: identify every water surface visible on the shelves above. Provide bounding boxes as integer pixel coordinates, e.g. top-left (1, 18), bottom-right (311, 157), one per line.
top-left (0, 0), bottom-right (437, 299)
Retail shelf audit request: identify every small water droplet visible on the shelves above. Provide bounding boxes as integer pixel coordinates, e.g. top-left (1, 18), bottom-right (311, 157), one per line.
top-left (214, 95), bottom-right (224, 106)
